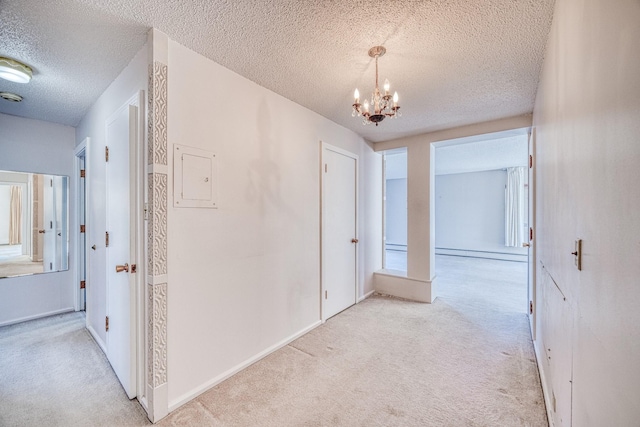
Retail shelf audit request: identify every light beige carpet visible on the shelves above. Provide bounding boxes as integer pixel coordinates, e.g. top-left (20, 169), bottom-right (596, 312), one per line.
top-left (1, 255), bottom-right (546, 426)
top-left (158, 256), bottom-right (546, 426)
top-left (0, 255), bottom-right (44, 278)
top-left (0, 312), bottom-right (150, 427)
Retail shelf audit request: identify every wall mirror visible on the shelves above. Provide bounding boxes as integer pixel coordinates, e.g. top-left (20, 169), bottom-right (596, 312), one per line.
top-left (0, 170), bottom-right (69, 279)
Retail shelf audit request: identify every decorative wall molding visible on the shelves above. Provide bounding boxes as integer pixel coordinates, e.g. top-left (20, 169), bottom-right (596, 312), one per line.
top-left (148, 62), bottom-right (168, 166)
top-left (147, 173), bottom-right (167, 276)
top-left (148, 283), bottom-right (168, 386)
top-left (147, 59), bottom-right (169, 398)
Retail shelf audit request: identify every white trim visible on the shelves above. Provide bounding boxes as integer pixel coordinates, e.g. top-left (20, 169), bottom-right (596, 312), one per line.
top-left (132, 89), bottom-right (147, 406)
top-left (0, 307), bottom-right (74, 327)
top-left (167, 320), bottom-right (323, 412)
top-left (527, 127), bottom-right (537, 340)
top-left (87, 323), bottom-right (107, 354)
top-left (533, 338), bottom-right (555, 426)
top-left (373, 271), bottom-right (436, 303)
top-left (74, 139), bottom-right (88, 313)
top-left (357, 289), bottom-right (375, 303)
top-left (320, 141), bottom-right (359, 322)
top-left (435, 248), bottom-right (527, 262)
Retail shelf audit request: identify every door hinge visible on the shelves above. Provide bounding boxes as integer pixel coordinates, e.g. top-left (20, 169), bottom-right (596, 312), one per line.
top-left (80, 280), bottom-right (86, 289)
top-left (80, 225), bottom-right (85, 233)
top-left (105, 316), bottom-right (109, 332)
top-left (105, 146), bottom-right (109, 162)
top-left (50, 179), bottom-right (53, 187)
top-left (80, 169), bottom-right (86, 178)
top-left (325, 164), bottom-right (327, 173)
top-left (105, 231), bottom-right (109, 247)
top-left (325, 290), bottom-right (328, 299)
top-left (529, 301), bottom-right (533, 315)
top-left (529, 227), bottom-right (534, 242)
top-left (529, 154), bottom-right (533, 169)
top-left (143, 203), bottom-right (149, 220)
top-left (131, 264), bottom-right (137, 273)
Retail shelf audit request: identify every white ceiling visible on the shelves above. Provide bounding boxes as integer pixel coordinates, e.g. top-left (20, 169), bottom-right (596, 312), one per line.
top-left (435, 134), bottom-right (529, 175)
top-left (0, 0), bottom-right (555, 143)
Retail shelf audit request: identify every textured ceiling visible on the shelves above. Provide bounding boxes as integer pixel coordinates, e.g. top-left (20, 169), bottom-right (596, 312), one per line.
top-left (0, 0), bottom-right (555, 143)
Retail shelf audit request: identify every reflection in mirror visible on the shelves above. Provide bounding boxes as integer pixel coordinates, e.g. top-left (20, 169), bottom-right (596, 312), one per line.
top-left (0, 170), bottom-right (69, 278)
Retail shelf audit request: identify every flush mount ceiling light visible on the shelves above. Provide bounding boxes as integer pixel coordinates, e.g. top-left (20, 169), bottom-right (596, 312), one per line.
top-left (0, 57), bottom-right (33, 84)
top-left (352, 46), bottom-right (401, 126)
top-left (0, 92), bottom-right (23, 102)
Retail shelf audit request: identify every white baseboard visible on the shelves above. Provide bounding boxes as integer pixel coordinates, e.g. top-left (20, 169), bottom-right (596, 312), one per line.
top-left (167, 320), bottom-right (323, 412)
top-left (0, 307), bottom-right (75, 327)
top-left (533, 339), bottom-right (555, 427)
top-left (373, 271), bottom-right (436, 303)
top-left (147, 382), bottom-right (169, 423)
top-left (86, 324), bottom-right (107, 354)
top-left (358, 289), bottom-right (375, 303)
top-left (436, 248), bottom-right (527, 262)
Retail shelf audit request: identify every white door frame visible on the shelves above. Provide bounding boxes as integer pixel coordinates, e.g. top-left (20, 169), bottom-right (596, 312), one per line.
top-left (131, 90), bottom-right (147, 405)
top-left (74, 139), bottom-right (88, 312)
top-left (320, 141), bottom-right (359, 322)
top-left (78, 90), bottom-right (146, 402)
top-left (527, 128), bottom-right (537, 339)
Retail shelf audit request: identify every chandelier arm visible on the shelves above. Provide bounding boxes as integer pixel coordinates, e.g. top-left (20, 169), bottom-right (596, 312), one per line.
top-left (351, 46), bottom-right (400, 126)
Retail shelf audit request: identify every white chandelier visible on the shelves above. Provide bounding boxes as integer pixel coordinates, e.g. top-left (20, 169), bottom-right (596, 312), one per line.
top-left (352, 46), bottom-right (400, 126)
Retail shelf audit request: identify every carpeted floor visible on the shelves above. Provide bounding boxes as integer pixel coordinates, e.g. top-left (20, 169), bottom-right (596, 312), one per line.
top-left (0, 312), bottom-right (151, 427)
top-left (0, 255), bottom-right (546, 426)
top-left (0, 255), bottom-right (44, 278)
top-left (157, 255), bottom-right (545, 426)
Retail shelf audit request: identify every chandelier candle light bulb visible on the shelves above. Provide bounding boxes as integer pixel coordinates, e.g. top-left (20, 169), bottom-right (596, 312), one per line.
top-left (351, 46), bottom-right (401, 126)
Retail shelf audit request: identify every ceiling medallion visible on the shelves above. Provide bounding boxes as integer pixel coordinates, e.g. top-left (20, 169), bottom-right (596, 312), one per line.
top-left (352, 46), bottom-right (401, 126)
top-left (0, 57), bottom-right (33, 84)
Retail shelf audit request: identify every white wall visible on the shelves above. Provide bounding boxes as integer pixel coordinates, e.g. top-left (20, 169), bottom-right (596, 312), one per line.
top-left (532, 0), bottom-right (640, 425)
top-left (385, 178), bottom-right (407, 248)
top-left (166, 40), bottom-right (382, 408)
top-left (435, 170), bottom-right (527, 260)
top-left (75, 44), bottom-right (148, 349)
top-left (0, 113), bottom-right (76, 326)
top-left (0, 185), bottom-right (10, 245)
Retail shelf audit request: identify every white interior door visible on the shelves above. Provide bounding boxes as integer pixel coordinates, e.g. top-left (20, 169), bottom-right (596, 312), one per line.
top-left (322, 144), bottom-right (358, 320)
top-left (87, 137), bottom-right (108, 352)
top-left (105, 103), bottom-right (137, 399)
top-left (527, 129), bottom-right (536, 338)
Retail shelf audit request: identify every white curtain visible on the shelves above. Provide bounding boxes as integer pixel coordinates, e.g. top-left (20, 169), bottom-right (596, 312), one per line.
top-left (505, 167), bottom-right (525, 247)
top-left (9, 185), bottom-right (22, 245)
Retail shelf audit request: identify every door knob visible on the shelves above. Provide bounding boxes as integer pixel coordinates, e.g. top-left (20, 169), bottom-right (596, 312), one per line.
top-left (38, 229), bottom-right (45, 234)
top-left (522, 243), bottom-right (531, 247)
top-left (115, 263), bottom-right (129, 273)
top-left (91, 245), bottom-right (96, 250)
top-left (351, 238), bottom-right (359, 243)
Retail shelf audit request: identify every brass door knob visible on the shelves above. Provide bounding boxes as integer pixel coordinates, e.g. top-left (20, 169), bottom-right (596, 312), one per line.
top-left (115, 263), bottom-right (129, 273)
top-left (351, 238), bottom-right (359, 243)
top-left (38, 229), bottom-right (45, 234)
top-left (522, 243), bottom-right (531, 247)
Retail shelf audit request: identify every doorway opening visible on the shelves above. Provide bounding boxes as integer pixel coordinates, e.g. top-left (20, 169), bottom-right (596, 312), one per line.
top-left (383, 148), bottom-right (407, 272)
top-left (433, 132), bottom-right (531, 315)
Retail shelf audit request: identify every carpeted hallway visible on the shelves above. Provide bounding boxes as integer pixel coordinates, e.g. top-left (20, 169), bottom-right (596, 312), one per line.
top-left (0, 255), bottom-right (546, 426)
